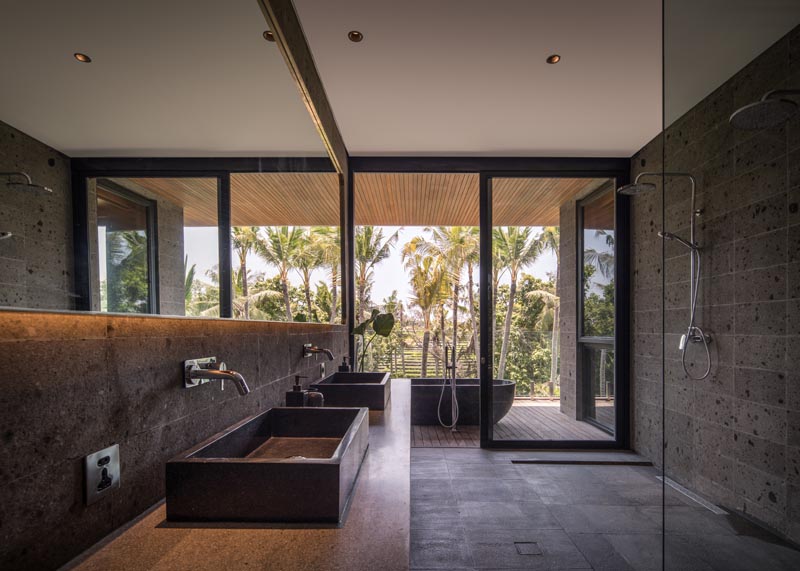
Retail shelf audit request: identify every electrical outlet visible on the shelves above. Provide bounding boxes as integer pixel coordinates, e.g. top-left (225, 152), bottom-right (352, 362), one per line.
top-left (85, 444), bottom-right (120, 505)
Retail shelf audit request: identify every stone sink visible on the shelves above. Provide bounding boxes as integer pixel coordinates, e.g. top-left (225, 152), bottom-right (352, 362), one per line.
top-left (166, 407), bottom-right (369, 523)
top-left (310, 372), bottom-right (391, 410)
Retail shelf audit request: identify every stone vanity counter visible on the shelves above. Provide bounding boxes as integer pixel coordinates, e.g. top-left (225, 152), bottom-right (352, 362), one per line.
top-left (67, 380), bottom-right (411, 571)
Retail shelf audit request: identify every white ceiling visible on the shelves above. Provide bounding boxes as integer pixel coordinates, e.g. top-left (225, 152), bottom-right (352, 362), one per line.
top-left (294, 0), bottom-right (663, 157)
top-left (0, 0), bottom-right (327, 156)
top-left (2, 1), bottom-right (798, 159)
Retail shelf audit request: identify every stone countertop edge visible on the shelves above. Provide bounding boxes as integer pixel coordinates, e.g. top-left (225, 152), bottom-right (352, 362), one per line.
top-left (63, 380), bottom-right (411, 571)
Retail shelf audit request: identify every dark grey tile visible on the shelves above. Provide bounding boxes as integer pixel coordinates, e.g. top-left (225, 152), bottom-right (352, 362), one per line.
top-left (567, 533), bottom-right (635, 571)
top-left (412, 478), bottom-right (457, 505)
top-left (465, 528), bottom-right (591, 570)
top-left (412, 460), bottom-right (451, 480)
top-left (458, 501), bottom-right (561, 530)
top-left (411, 501), bottom-right (464, 529)
top-left (548, 505), bottom-right (662, 534)
top-left (411, 528), bottom-right (473, 569)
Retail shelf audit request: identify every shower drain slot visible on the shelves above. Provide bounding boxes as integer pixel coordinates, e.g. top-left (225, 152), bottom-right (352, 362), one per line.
top-left (657, 475), bottom-right (727, 515)
top-left (514, 542), bottom-right (542, 556)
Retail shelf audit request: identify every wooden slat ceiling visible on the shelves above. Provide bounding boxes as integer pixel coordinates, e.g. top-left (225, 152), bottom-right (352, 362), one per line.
top-left (107, 173), bottom-right (610, 227)
top-left (356, 174), bottom-right (609, 226)
top-left (113, 174), bottom-right (341, 226)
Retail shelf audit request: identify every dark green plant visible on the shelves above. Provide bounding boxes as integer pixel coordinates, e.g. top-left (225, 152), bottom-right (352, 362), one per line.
top-left (353, 309), bottom-right (395, 372)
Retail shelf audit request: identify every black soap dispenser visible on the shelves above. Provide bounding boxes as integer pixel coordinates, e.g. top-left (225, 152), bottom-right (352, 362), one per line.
top-left (286, 375), bottom-right (308, 407)
top-left (338, 357), bottom-right (351, 372)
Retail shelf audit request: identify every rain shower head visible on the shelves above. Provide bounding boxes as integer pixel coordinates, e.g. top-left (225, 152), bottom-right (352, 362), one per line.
top-left (1, 172), bottom-right (52, 193)
top-left (729, 89), bottom-right (800, 130)
top-left (617, 181), bottom-right (657, 196)
top-left (0, 231), bottom-right (12, 241)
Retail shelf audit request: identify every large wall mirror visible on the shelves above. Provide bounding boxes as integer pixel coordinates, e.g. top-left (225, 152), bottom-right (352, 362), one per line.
top-left (0, 0), bottom-right (343, 322)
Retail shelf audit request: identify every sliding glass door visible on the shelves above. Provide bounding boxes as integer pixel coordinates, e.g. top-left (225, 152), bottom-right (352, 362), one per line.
top-left (479, 173), bottom-right (628, 448)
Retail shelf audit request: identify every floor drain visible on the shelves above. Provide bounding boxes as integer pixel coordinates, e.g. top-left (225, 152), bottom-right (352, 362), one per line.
top-left (514, 542), bottom-right (542, 555)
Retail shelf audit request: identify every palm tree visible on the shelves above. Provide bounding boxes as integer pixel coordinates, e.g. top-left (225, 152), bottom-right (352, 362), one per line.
top-left (231, 226), bottom-right (260, 319)
top-left (256, 226), bottom-right (305, 320)
top-left (494, 226), bottom-right (541, 379)
top-left (413, 226), bottom-right (478, 374)
top-left (403, 238), bottom-right (448, 377)
top-left (183, 254), bottom-right (196, 307)
top-left (295, 229), bottom-right (324, 320)
top-left (537, 226), bottom-right (560, 396)
top-left (315, 226), bottom-right (341, 323)
top-left (355, 226), bottom-right (399, 321)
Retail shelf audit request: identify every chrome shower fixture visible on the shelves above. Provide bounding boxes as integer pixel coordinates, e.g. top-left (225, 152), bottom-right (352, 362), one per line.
top-left (618, 172), bottom-right (712, 380)
top-left (729, 89), bottom-right (800, 130)
top-left (0, 231), bottom-right (12, 241)
top-left (1, 171), bottom-right (53, 193)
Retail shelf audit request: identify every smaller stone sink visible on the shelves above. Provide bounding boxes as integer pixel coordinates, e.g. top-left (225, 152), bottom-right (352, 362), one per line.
top-left (166, 407), bottom-right (368, 523)
top-left (310, 372), bottom-right (391, 410)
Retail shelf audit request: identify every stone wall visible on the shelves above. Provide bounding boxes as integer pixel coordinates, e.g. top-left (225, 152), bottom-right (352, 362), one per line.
top-left (0, 311), bottom-right (348, 570)
top-left (631, 24), bottom-right (800, 542)
top-left (559, 200), bottom-right (578, 418)
top-left (0, 120), bottom-right (74, 310)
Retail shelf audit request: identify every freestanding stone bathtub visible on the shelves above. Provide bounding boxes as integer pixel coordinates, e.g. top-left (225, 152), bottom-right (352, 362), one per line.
top-left (410, 378), bottom-right (516, 425)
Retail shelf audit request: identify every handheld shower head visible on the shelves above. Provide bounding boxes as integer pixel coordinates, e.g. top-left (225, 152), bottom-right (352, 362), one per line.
top-left (1, 172), bottom-right (53, 194)
top-left (730, 89), bottom-right (800, 130)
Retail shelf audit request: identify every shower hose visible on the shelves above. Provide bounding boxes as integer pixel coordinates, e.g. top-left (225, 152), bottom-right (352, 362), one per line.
top-left (437, 344), bottom-right (459, 430)
top-left (682, 248), bottom-right (711, 380)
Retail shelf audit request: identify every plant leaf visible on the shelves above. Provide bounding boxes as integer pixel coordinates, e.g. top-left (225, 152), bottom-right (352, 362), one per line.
top-left (372, 312), bottom-right (395, 337)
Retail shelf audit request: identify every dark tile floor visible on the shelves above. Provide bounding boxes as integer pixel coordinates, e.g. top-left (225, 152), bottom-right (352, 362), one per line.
top-left (410, 448), bottom-right (800, 570)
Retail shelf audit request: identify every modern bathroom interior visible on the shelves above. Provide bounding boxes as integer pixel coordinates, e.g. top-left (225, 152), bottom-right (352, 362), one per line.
top-left (2, 1), bottom-right (800, 570)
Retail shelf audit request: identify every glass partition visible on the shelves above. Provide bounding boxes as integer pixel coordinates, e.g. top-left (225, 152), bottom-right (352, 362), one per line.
top-left (661, 2), bottom-right (800, 568)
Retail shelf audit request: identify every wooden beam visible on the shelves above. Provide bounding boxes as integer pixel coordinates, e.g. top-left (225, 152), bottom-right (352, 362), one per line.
top-left (256, 0), bottom-right (349, 175)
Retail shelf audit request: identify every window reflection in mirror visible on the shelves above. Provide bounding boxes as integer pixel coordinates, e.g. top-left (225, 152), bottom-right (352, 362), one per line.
top-left (89, 177), bottom-right (220, 316)
top-left (229, 172), bottom-right (341, 323)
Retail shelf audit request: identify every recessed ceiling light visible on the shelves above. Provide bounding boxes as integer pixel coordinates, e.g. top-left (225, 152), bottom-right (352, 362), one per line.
top-left (546, 54), bottom-right (561, 64)
top-left (348, 30), bottom-right (364, 42)
top-left (263, 30), bottom-right (275, 42)
top-left (74, 52), bottom-right (92, 63)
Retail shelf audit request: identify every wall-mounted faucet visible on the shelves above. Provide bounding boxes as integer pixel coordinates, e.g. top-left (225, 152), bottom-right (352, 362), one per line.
top-left (303, 344), bottom-right (334, 360)
top-left (184, 357), bottom-right (250, 396)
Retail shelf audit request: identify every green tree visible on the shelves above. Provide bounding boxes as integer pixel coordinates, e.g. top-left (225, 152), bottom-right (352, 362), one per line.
top-left (355, 226), bottom-right (399, 321)
top-left (106, 230), bottom-right (149, 313)
top-left (402, 239), bottom-right (448, 377)
top-left (413, 226), bottom-right (479, 375)
top-left (256, 226), bottom-right (305, 320)
top-left (231, 226), bottom-right (260, 319)
top-left (536, 226), bottom-right (560, 395)
top-left (494, 226), bottom-right (541, 378)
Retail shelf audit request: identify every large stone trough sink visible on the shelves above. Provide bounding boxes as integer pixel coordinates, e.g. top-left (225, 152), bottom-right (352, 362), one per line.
top-left (310, 372), bottom-right (391, 410)
top-left (166, 407), bottom-right (369, 523)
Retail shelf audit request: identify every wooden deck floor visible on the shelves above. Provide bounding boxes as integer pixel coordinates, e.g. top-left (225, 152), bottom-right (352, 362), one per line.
top-left (411, 400), bottom-right (613, 447)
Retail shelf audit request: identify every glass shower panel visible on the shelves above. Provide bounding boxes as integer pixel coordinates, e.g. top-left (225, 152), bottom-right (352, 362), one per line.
top-left (662, 2), bottom-right (800, 568)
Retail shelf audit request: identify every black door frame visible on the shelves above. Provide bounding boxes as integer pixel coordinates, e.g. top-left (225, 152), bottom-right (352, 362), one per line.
top-left (479, 169), bottom-right (630, 450)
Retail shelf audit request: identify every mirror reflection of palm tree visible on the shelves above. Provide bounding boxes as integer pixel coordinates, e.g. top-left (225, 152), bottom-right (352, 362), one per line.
top-left (256, 226), bottom-right (305, 321)
top-left (231, 226), bottom-right (260, 319)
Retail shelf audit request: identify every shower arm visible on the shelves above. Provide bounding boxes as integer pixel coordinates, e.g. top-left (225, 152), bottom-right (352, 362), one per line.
top-left (0, 171), bottom-right (34, 184)
top-left (633, 171), bottom-right (699, 307)
top-left (761, 89), bottom-right (800, 101)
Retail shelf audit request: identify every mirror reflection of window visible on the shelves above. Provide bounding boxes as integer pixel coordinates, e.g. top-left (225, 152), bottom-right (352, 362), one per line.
top-left (96, 185), bottom-right (154, 314)
top-left (229, 172), bottom-right (341, 323)
top-left (90, 177), bottom-right (220, 316)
